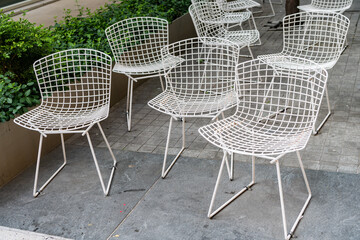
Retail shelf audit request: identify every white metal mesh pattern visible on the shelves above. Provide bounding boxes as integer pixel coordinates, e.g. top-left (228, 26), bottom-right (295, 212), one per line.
top-left (148, 37), bottom-right (240, 118)
top-left (189, 3), bottom-right (259, 47)
top-left (258, 12), bottom-right (350, 70)
top-left (299, 0), bottom-right (353, 13)
top-left (191, 0), bottom-right (252, 24)
top-left (14, 48), bottom-right (112, 134)
top-left (199, 58), bottom-right (328, 157)
top-left (105, 17), bottom-right (179, 75)
top-left (216, 0), bottom-right (261, 11)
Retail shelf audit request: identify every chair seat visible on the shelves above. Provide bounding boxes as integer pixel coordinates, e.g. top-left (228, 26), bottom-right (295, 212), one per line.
top-left (225, 30), bottom-right (260, 46)
top-left (148, 90), bottom-right (237, 118)
top-left (298, 4), bottom-right (350, 13)
top-left (14, 105), bottom-right (108, 133)
top-left (112, 55), bottom-right (183, 76)
top-left (215, 11), bottom-right (251, 24)
top-left (224, 0), bottom-right (261, 11)
top-left (199, 115), bottom-right (311, 157)
top-left (257, 53), bottom-right (337, 70)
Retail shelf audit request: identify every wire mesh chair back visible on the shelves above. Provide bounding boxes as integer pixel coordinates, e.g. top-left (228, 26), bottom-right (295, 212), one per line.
top-left (34, 48), bottom-right (112, 124)
top-left (105, 17), bottom-right (168, 67)
top-left (160, 37), bottom-right (239, 116)
top-left (234, 58), bottom-right (328, 140)
top-left (189, 3), bottom-right (227, 39)
top-left (310, 0), bottom-right (353, 11)
top-left (282, 12), bottom-right (350, 66)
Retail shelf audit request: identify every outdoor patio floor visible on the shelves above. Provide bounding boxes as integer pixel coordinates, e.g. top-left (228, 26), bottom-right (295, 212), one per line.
top-left (0, 145), bottom-right (359, 240)
top-left (1, 1), bottom-right (360, 239)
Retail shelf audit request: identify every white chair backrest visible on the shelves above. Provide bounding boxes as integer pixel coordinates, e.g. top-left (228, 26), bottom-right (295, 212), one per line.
top-left (161, 37), bottom-right (239, 99)
top-left (235, 58), bottom-right (328, 135)
top-left (189, 3), bottom-right (227, 39)
top-left (34, 48), bottom-right (112, 117)
top-left (311, 0), bottom-right (352, 10)
top-left (282, 12), bottom-right (350, 65)
top-left (105, 17), bottom-right (168, 66)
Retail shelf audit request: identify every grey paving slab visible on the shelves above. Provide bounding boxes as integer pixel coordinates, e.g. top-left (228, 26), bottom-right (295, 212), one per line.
top-left (0, 226), bottom-right (72, 240)
top-left (0, 145), bottom-right (162, 240)
top-left (110, 155), bottom-right (360, 240)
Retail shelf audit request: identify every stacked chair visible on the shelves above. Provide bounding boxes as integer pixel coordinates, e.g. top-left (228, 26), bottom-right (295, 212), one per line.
top-left (14, 1), bottom-right (351, 239)
top-left (191, 0), bottom-right (255, 32)
top-left (189, 1), bottom-right (260, 58)
top-left (217, 0), bottom-right (276, 18)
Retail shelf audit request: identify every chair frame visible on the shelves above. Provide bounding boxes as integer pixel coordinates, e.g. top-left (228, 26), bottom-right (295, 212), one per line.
top-left (189, 2), bottom-right (260, 59)
top-left (148, 37), bottom-right (240, 178)
top-left (14, 48), bottom-right (117, 197)
top-left (199, 58), bottom-right (328, 239)
top-left (257, 12), bottom-right (350, 134)
top-left (105, 17), bottom-right (182, 131)
top-left (194, 0), bottom-right (262, 45)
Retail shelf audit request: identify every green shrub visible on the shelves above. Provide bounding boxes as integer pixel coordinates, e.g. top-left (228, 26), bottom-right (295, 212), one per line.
top-left (51, 0), bottom-right (192, 54)
top-left (0, 12), bottom-right (57, 84)
top-left (0, 73), bottom-right (40, 122)
top-left (0, 0), bottom-right (192, 122)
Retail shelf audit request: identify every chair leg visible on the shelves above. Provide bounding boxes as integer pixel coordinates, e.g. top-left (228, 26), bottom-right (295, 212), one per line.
top-left (126, 77), bottom-right (134, 132)
top-left (273, 151), bottom-right (312, 239)
top-left (85, 124), bottom-right (117, 196)
top-left (313, 85), bottom-right (331, 135)
top-left (33, 134), bottom-right (67, 197)
top-left (224, 151), bottom-right (234, 180)
top-left (248, 45), bottom-right (255, 59)
top-left (159, 75), bottom-right (165, 92)
top-left (208, 152), bottom-right (255, 218)
top-left (162, 116), bottom-right (186, 179)
top-left (250, 14), bottom-right (262, 46)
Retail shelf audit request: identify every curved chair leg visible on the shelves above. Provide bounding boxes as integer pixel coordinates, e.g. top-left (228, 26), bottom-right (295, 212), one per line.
top-left (126, 77), bottom-right (134, 132)
top-left (162, 116), bottom-right (186, 179)
top-left (208, 153), bottom-right (255, 218)
top-left (313, 85), bottom-right (331, 135)
top-left (33, 134), bottom-right (67, 197)
top-left (273, 151), bottom-right (312, 239)
top-left (86, 123), bottom-right (117, 196)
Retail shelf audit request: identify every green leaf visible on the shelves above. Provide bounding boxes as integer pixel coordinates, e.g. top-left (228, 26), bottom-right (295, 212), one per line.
top-left (25, 89), bottom-right (31, 96)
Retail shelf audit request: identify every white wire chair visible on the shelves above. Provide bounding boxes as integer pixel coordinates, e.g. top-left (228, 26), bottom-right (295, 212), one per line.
top-left (14, 48), bottom-right (117, 197)
top-left (192, 0), bottom-right (261, 45)
top-left (257, 12), bottom-right (350, 134)
top-left (298, 0), bottom-right (353, 13)
top-left (191, 0), bottom-right (253, 28)
top-left (189, 2), bottom-right (260, 59)
top-left (148, 37), bottom-right (240, 178)
top-left (199, 57), bottom-right (328, 240)
top-left (105, 17), bottom-right (183, 131)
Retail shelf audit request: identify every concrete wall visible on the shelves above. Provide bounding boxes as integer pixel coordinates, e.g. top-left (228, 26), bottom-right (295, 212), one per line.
top-left (0, 13), bottom-right (197, 188)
